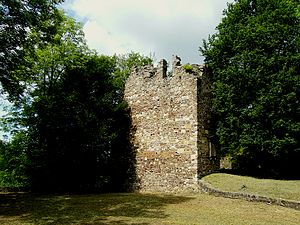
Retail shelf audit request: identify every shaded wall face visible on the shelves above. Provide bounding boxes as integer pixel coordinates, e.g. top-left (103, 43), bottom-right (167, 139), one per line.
top-left (197, 73), bottom-right (220, 177)
top-left (125, 64), bottom-right (201, 192)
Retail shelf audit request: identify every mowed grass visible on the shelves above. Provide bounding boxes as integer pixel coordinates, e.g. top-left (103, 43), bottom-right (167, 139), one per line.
top-left (0, 192), bottom-right (299, 225)
top-left (202, 173), bottom-right (300, 201)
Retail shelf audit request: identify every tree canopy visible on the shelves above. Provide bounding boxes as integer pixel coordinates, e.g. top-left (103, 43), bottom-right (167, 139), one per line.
top-left (201, 0), bottom-right (300, 177)
top-left (0, 6), bottom-right (153, 190)
top-left (0, 0), bottom-right (63, 99)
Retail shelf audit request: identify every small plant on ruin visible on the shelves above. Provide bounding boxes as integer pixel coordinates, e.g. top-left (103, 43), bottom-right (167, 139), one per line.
top-left (183, 64), bottom-right (193, 73)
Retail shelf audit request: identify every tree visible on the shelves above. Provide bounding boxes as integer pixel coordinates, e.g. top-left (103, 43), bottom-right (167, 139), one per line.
top-left (26, 55), bottom-right (124, 191)
top-left (0, 12), bottom-right (91, 190)
top-left (0, 132), bottom-right (29, 187)
top-left (0, 0), bottom-right (63, 99)
top-left (1, 8), bottom-right (153, 190)
top-left (25, 12), bottom-right (90, 97)
top-left (25, 51), bottom-right (153, 191)
top-left (114, 52), bottom-right (154, 82)
top-left (201, 0), bottom-right (300, 177)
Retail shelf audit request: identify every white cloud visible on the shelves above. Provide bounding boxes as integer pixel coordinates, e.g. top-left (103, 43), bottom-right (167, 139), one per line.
top-left (61, 0), bottom-right (234, 64)
top-left (83, 20), bottom-right (128, 55)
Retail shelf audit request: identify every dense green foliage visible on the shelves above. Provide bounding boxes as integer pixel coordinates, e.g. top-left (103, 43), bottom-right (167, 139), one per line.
top-left (201, 0), bottom-right (300, 177)
top-left (0, 0), bottom-right (63, 99)
top-left (0, 132), bottom-right (29, 187)
top-left (0, 8), bottom-right (152, 191)
top-left (24, 55), bottom-right (134, 191)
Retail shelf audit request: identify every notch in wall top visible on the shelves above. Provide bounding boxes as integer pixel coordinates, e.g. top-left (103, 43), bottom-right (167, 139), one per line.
top-left (131, 64), bottom-right (155, 78)
top-left (130, 58), bottom-right (168, 79)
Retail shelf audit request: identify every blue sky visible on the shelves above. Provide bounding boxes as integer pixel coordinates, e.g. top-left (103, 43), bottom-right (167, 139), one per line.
top-left (61, 0), bottom-right (234, 64)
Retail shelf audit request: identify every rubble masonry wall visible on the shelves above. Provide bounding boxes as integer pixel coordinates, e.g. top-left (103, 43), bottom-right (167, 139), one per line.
top-left (124, 56), bottom-right (219, 192)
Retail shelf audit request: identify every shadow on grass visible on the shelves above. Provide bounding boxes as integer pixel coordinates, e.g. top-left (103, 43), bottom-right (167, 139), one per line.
top-left (0, 192), bottom-right (193, 225)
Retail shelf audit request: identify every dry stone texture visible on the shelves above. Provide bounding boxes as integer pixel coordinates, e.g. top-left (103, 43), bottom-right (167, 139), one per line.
top-left (124, 56), bottom-right (219, 192)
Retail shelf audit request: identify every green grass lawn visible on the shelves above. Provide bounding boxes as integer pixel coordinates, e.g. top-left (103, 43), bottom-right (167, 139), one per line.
top-left (0, 192), bottom-right (299, 225)
top-left (201, 173), bottom-right (300, 201)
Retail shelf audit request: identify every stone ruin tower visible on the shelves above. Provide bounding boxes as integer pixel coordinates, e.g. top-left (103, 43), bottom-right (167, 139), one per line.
top-left (124, 56), bottom-right (219, 192)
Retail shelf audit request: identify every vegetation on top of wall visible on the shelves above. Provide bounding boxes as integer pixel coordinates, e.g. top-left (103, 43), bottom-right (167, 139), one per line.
top-left (183, 64), bottom-right (194, 73)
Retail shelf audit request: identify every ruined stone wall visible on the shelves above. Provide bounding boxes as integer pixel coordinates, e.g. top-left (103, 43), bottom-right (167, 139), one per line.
top-left (197, 66), bottom-right (220, 177)
top-left (124, 56), bottom-right (218, 192)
